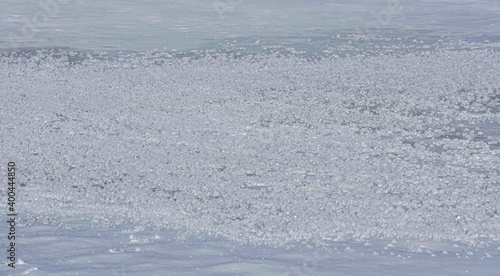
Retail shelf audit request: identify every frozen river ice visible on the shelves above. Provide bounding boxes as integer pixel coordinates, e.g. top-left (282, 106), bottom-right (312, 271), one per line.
top-left (1, 41), bottom-right (500, 274)
top-left (1, 0), bottom-right (500, 275)
top-left (1, 0), bottom-right (500, 52)
top-left (1, 219), bottom-right (500, 275)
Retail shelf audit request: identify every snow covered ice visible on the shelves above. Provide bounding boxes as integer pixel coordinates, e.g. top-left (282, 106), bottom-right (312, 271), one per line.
top-left (1, 0), bottom-right (500, 275)
top-left (1, 40), bottom-right (500, 274)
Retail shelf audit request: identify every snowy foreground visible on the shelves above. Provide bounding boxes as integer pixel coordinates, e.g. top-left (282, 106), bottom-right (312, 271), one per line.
top-left (1, 219), bottom-right (499, 275)
top-left (1, 42), bottom-right (500, 274)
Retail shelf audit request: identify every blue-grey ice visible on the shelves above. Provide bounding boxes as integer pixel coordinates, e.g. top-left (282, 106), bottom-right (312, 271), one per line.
top-left (1, 0), bottom-right (500, 275)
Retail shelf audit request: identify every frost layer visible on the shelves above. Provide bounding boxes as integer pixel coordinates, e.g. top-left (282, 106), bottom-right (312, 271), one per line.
top-left (1, 47), bottom-right (499, 246)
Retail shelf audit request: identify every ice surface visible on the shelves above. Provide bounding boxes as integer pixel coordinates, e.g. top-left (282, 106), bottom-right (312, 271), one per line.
top-left (1, 219), bottom-right (499, 275)
top-left (0, 219), bottom-right (500, 275)
top-left (2, 0), bottom-right (500, 274)
top-left (2, 0), bottom-right (500, 52)
top-left (1, 38), bottom-right (500, 274)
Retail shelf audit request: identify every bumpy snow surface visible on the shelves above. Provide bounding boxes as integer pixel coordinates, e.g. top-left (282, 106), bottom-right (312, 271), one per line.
top-left (1, 42), bottom-right (500, 273)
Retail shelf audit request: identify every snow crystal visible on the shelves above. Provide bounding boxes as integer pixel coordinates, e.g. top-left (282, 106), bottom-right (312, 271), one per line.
top-left (1, 41), bottom-right (499, 250)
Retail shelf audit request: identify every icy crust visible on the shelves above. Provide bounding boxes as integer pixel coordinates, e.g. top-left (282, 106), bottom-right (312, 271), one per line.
top-left (1, 220), bottom-right (499, 276)
top-left (1, 46), bottom-right (499, 247)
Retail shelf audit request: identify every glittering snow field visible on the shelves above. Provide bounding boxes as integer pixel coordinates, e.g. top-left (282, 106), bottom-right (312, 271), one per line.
top-left (1, 0), bottom-right (500, 275)
top-left (2, 41), bottom-right (500, 275)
